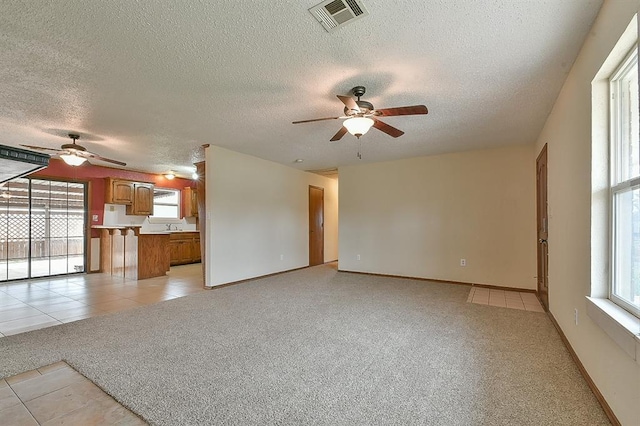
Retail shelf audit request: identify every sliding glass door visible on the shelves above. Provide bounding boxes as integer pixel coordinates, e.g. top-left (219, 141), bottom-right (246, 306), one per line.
top-left (0, 178), bottom-right (87, 281)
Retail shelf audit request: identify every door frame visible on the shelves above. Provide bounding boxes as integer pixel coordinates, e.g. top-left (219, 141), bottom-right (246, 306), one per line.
top-left (0, 176), bottom-right (89, 281)
top-left (536, 144), bottom-right (549, 311)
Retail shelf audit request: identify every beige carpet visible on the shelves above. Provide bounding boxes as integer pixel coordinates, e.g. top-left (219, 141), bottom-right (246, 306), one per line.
top-left (0, 265), bottom-right (609, 425)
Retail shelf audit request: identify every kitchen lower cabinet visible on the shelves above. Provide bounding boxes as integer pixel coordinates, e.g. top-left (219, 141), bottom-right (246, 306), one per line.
top-left (169, 232), bottom-right (201, 265)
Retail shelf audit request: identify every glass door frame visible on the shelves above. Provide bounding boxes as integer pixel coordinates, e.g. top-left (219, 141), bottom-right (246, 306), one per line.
top-left (0, 176), bottom-right (90, 282)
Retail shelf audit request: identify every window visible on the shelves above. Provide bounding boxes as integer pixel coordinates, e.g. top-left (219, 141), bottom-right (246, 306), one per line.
top-left (610, 45), bottom-right (640, 316)
top-left (151, 188), bottom-right (180, 219)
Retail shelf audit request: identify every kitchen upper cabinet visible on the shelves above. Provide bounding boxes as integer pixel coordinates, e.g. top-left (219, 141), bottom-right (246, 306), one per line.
top-left (105, 178), bottom-right (154, 216)
top-left (105, 179), bottom-right (134, 205)
top-left (182, 187), bottom-right (198, 218)
top-left (128, 183), bottom-right (154, 216)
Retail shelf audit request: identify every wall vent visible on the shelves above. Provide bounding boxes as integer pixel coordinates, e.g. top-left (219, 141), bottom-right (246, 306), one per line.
top-left (309, 0), bottom-right (369, 32)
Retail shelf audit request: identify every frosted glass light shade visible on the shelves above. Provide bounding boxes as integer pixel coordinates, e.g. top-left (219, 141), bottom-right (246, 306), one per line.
top-left (60, 153), bottom-right (87, 166)
top-left (343, 117), bottom-right (374, 137)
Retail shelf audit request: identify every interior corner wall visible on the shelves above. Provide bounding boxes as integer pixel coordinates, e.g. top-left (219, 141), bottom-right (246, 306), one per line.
top-left (338, 145), bottom-right (536, 289)
top-left (205, 146), bottom-right (338, 286)
top-left (533, 1), bottom-right (640, 424)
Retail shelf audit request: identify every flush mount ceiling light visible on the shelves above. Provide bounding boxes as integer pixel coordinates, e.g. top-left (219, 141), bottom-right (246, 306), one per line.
top-left (164, 171), bottom-right (176, 180)
top-left (342, 117), bottom-right (374, 138)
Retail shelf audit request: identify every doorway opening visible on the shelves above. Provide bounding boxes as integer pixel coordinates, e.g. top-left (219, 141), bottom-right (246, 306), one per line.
top-left (536, 145), bottom-right (549, 311)
top-left (0, 177), bottom-right (87, 281)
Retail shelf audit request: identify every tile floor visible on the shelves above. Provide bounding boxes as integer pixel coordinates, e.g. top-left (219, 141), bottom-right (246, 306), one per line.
top-left (467, 287), bottom-right (545, 312)
top-left (0, 361), bottom-right (145, 425)
top-left (0, 263), bottom-right (205, 337)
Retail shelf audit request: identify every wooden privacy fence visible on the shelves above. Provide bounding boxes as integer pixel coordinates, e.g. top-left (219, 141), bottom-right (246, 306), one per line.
top-left (0, 237), bottom-right (84, 260)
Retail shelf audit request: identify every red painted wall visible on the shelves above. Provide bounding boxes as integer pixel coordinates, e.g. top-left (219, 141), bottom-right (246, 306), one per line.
top-left (31, 159), bottom-right (195, 237)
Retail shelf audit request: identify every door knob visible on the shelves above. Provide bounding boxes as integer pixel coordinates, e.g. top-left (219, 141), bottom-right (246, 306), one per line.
top-left (539, 239), bottom-right (547, 244)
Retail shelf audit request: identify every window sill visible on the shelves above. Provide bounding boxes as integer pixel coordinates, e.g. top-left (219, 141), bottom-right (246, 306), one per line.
top-left (586, 297), bottom-right (640, 366)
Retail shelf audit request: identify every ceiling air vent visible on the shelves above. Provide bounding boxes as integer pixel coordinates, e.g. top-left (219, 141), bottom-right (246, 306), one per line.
top-left (309, 0), bottom-right (369, 32)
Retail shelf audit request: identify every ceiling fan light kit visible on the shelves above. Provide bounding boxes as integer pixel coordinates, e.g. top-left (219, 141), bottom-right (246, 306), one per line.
top-left (343, 117), bottom-right (374, 138)
top-left (20, 133), bottom-right (126, 167)
top-left (60, 152), bottom-right (87, 166)
top-left (292, 85), bottom-right (428, 142)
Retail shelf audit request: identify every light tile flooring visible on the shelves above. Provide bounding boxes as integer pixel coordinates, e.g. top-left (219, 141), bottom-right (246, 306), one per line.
top-left (467, 287), bottom-right (545, 312)
top-left (0, 361), bottom-right (145, 425)
top-left (0, 263), bottom-right (204, 337)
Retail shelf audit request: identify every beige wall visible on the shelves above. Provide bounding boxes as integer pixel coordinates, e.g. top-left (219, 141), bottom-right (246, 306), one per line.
top-left (339, 145), bottom-right (536, 289)
top-left (534, 1), bottom-right (640, 424)
top-left (205, 146), bottom-right (338, 286)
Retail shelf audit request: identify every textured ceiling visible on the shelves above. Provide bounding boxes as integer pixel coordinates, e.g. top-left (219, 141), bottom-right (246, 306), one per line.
top-left (0, 0), bottom-right (602, 177)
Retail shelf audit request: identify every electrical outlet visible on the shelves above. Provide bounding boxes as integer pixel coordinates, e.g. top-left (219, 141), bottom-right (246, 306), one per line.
top-left (460, 259), bottom-right (466, 267)
top-left (92, 214), bottom-right (98, 222)
top-left (109, 205), bottom-right (115, 212)
top-left (357, 254), bottom-right (361, 261)
top-left (574, 308), bottom-right (578, 325)
top-left (280, 254), bottom-right (284, 261)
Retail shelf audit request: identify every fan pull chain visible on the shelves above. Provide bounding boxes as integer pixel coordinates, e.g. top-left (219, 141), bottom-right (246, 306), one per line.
top-left (357, 140), bottom-right (362, 160)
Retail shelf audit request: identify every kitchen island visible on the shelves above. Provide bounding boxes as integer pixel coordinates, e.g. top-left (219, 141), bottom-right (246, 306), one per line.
top-left (94, 226), bottom-right (170, 280)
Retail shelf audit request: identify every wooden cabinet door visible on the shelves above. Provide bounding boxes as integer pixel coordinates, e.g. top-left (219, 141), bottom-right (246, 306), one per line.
top-left (182, 187), bottom-right (198, 217)
top-left (132, 184), bottom-right (154, 215)
top-left (170, 238), bottom-right (193, 265)
top-left (192, 237), bottom-right (201, 262)
top-left (169, 240), bottom-right (181, 265)
top-left (108, 179), bottom-right (134, 204)
top-left (190, 189), bottom-right (198, 217)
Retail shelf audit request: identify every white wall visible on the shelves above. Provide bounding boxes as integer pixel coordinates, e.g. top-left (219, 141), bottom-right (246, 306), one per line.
top-left (534, 1), bottom-right (640, 424)
top-left (205, 146), bottom-right (338, 286)
top-left (339, 145), bottom-right (536, 289)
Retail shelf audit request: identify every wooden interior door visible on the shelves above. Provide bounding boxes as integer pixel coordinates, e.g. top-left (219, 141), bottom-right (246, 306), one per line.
top-left (536, 145), bottom-right (549, 311)
top-left (309, 186), bottom-right (324, 266)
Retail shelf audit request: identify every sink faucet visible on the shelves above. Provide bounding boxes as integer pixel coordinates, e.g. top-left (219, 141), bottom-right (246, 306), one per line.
top-left (166, 223), bottom-right (172, 230)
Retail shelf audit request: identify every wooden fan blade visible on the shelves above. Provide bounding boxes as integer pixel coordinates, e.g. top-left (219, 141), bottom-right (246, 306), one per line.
top-left (374, 105), bottom-right (428, 117)
top-left (330, 126), bottom-right (348, 142)
top-left (20, 144), bottom-right (62, 153)
top-left (337, 95), bottom-right (361, 113)
top-left (292, 116), bottom-right (342, 124)
top-left (373, 119), bottom-right (404, 138)
top-left (80, 151), bottom-right (127, 166)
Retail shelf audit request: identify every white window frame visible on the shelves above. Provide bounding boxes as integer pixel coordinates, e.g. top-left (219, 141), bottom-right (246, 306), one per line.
top-left (609, 44), bottom-right (640, 318)
top-left (150, 188), bottom-right (181, 219)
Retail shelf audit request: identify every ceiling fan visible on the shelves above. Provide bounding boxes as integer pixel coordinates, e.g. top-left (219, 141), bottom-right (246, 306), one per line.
top-left (292, 86), bottom-right (428, 141)
top-left (21, 133), bottom-right (126, 167)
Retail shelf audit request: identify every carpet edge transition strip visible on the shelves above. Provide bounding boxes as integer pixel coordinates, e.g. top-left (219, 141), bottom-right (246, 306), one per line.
top-left (547, 312), bottom-right (620, 426)
top-left (337, 269), bottom-right (536, 293)
top-left (204, 265), bottom-right (309, 290)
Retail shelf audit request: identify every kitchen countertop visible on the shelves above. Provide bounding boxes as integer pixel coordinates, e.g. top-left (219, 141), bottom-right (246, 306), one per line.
top-left (139, 230), bottom-right (199, 235)
top-left (92, 225), bottom-right (142, 229)
top-left (93, 225), bottom-right (198, 235)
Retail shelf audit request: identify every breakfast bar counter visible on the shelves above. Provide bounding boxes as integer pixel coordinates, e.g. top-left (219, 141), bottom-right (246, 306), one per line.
top-left (95, 226), bottom-right (170, 280)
